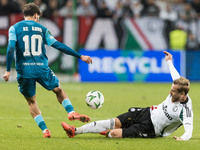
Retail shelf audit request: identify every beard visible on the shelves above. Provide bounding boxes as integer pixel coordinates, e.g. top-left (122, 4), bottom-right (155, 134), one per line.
top-left (171, 95), bottom-right (180, 102)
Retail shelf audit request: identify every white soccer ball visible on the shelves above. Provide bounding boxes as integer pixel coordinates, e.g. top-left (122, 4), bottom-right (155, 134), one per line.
top-left (85, 91), bottom-right (104, 109)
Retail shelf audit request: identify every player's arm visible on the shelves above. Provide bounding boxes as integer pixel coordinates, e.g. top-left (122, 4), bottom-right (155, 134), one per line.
top-left (163, 51), bottom-right (180, 81)
top-left (3, 26), bottom-right (17, 82)
top-left (51, 41), bottom-right (92, 64)
top-left (174, 107), bottom-right (193, 141)
top-left (44, 29), bottom-right (92, 64)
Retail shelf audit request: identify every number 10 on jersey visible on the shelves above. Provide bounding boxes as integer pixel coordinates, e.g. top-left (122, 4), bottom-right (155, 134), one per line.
top-left (23, 35), bottom-right (42, 56)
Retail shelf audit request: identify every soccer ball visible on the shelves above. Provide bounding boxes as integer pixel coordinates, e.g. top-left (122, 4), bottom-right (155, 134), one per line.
top-left (85, 91), bottom-right (104, 109)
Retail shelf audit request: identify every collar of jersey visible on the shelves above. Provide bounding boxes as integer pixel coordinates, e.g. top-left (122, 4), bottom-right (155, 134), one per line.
top-left (180, 97), bottom-right (189, 104)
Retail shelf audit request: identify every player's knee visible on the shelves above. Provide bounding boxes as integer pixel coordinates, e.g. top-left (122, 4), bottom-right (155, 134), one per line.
top-left (25, 96), bottom-right (36, 105)
top-left (110, 130), bottom-right (117, 137)
top-left (27, 98), bottom-right (36, 105)
top-left (110, 130), bottom-right (122, 138)
top-left (114, 118), bottom-right (122, 128)
top-left (53, 86), bottom-right (68, 103)
top-left (53, 86), bottom-right (63, 94)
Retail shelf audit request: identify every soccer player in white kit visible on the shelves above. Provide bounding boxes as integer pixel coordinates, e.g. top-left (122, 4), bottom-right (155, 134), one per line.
top-left (150, 51), bottom-right (193, 141)
top-left (61, 51), bottom-right (193, 141)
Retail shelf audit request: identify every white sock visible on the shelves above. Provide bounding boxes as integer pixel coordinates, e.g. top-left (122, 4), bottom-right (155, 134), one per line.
top-left (75, 118), bottom-right (115, 134)
top-left (107, 132), bottom-right (112, 138)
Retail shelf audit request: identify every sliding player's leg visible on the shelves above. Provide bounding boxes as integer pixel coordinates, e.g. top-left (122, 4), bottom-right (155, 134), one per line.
top-left (61, 118), bottom-right (116, 138)
top-left (99, 118), bottom-right (122, 135)
top-left (108, 107), bottom-right (156, 138)
top-left (101, 109), bottom-right (142, 138)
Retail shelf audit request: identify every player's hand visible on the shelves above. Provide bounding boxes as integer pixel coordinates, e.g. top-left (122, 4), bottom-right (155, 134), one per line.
top-left (3, 71), bottom-right (11, 82)
top-left (80, 55), bottom-right (93, 64)
top-left (173, 136), bottom-right (184, 141)
top-left (163, 51), bottom-right (172, 61)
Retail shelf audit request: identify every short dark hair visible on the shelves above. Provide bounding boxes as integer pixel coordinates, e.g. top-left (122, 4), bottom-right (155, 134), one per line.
top-left (22, 3), bottom-right (41, 17)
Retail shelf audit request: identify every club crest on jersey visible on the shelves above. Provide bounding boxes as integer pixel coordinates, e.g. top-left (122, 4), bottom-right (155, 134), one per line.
top-left (172, 106), bottom-right (178, 112)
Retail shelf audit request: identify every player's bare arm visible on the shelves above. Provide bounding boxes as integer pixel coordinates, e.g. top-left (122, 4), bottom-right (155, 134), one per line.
top-left (3, 71), bottom-right (11, 82)
top-left (163, 51), bottom-right (172, 61)
top-left (80, 55), bottom-right (93, 64)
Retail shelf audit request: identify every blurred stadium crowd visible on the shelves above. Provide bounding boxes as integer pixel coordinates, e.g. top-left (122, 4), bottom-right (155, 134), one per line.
top-left (0, 0), bottom-right (200, 50)
top-left (0, 0), bottom-right (199, 19)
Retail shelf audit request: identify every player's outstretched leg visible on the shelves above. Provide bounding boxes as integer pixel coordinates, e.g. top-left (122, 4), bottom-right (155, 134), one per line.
top-left (53, 86), bottom-right (91, 123)
top-left (61, 119), bottom-right (116, 138)
top-left (61, 122), bottom-right (76, 138)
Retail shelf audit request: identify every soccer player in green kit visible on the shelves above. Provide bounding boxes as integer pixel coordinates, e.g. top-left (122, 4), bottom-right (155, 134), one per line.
top-left (3, 3), bottom-right (92, 138)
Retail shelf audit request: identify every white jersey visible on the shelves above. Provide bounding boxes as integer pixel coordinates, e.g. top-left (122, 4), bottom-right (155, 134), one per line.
top-left (150, 94), bottom-right (193, 140)
top-left (150, 60), bottom-right (193, 140)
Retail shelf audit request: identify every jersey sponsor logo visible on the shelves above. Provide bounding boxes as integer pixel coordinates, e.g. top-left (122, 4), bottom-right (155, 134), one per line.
top-left (162, 104), bottom-right (173, 120)
top-left (172, 106), bottom-right (178, 112)
top-left (22, 63), bottom-right (44, 66)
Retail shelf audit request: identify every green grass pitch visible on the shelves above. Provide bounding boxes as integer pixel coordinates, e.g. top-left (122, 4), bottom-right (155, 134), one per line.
top-left (0, 82), bottom-right (200, 150)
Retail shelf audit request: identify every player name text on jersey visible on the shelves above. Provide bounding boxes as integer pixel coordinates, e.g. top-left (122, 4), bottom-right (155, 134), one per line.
top-left (32, 26), bottom-right (42, 32)
top-left (23, 26), bottom-right (42, 32)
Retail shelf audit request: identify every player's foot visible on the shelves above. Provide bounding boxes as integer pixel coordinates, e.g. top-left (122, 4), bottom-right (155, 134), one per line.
top-left (43, 129), bottom-right (51, 138)
top-left (61, 122), bottom-right (75, 138)
top-left (68, 112), bottom-right (91, 123)
top-left (99, 130), bottom-right (110, 137)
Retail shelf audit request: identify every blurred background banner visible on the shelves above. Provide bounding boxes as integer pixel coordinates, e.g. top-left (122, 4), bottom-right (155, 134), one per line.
top-left (79, 50), bottom-right (182, 82)
top-left (0, 14), bottom-right (76, 74)
top-left (186, 51), bottom-right (200, 81)
top-left (1, 0), bottom-right (200, 82)
top-left (79, 17), bottom-right (167, 50)
top-left (0, 15), bottom-right (170, 75)
top-left (0, 15), bottom-right (197, 73)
